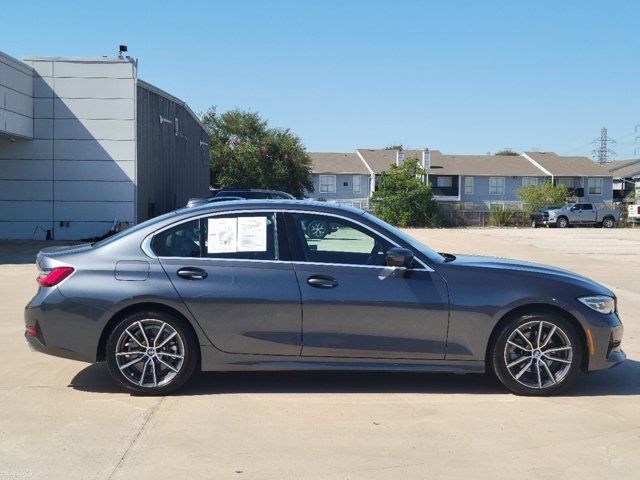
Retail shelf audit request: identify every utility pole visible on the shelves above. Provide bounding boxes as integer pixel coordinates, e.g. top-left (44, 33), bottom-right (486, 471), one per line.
top-left (592, 127), bottom-right (616, 165)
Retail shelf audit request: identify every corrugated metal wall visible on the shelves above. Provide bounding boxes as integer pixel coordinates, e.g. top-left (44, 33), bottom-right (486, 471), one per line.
top-left (136, 85), bottom-right (210, 222)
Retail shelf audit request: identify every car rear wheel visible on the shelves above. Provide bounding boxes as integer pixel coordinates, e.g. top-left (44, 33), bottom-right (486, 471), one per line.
top-left (557, 216), bottom-right (569, 228)
top-left (106, 311), bottom-right (198, 395)
top-left (491, 312), bottom-right (582, 396)
top-left (602, 217), bottom-right (615, 228)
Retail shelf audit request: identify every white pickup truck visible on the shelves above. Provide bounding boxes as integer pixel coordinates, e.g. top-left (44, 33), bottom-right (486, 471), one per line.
top-left (543, 203), bottom-right (619, 228)
top-left (629, 204), bottom-right (640, 223)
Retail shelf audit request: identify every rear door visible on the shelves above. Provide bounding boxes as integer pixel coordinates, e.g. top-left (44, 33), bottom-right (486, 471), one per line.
top-left (581, 203), bottom-right (596, 223)
top-left (154, 211), bottom-right (302, 355)
top-left (286, 211), bottom-right (450, 360)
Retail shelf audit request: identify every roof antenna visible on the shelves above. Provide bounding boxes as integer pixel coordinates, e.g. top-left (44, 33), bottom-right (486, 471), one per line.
top-left (118, 44), bottom-right (128, 58)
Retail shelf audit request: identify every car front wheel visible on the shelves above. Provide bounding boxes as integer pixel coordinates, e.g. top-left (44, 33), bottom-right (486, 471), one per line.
top-left (106, 311), bottom-right (198, 395)
top-left (306, 220), bottom-right (329, 239)
top-left (491, 312), bottom-right (582, 395)
top-left (557, 216), bottom-right (569, 228)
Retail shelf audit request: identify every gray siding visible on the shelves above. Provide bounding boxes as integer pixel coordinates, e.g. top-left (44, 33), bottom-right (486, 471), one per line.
top-left (0, 57), bottom-right (137, 240)
top-left (0, 51), bottom-right (33, 139)
top-left (308, 173), bottom-right (371, 202)
top-left (136, 84), bottom-right (210, 222)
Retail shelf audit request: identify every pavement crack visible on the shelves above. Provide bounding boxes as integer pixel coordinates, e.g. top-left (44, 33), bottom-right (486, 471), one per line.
top-left (106, 397), bottom-right (165, 480)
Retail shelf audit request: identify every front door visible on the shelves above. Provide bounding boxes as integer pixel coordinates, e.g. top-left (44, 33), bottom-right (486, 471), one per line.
top-left (155, 212), bottom-right (302, 356)
top-left (286, 212), bottom-right (449, 360)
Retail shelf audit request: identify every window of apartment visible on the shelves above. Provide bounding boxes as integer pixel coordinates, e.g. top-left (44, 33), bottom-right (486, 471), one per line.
top-left (522, 177), bottom-right (539, 187)
top-left (489, 177), bottom-right (505, 195)
top-left (352, 175), bottom-right (362, 194)
top-left (464, 176), bottom-right (474, 195)
top-left (319, 175), bottom-right (336, 193)
top-left (557, 177), bottom-right (582, 188)
top-left (588, 177), bottom-right (603, 195)
top-left (174, 117), bottom-right (179, 136)
top-left (437, 176), bottom-right (453, 188)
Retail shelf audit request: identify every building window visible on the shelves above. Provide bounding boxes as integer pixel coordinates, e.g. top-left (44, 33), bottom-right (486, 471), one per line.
top-left (437, 176), bottom-right (453, 188)
top-left (319, 175), bottom-right (336, 193)
top-left (174, 117), bottom-right (179, 136)
top-left (490, 177), bottom-right (505, 195)
top-left (353, 175), bottom-right (362, 194)
top-left (464, 176), bottom-right (474, 195)
top-left (522, 177), bottom-right (539, 187)
top-left (557, 177), bottom-right (582, 188)
top-left (588, 177), bottom-right (603, 195)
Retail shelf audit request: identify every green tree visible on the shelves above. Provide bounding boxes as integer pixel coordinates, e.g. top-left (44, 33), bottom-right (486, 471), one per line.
top-left (495, 148), bottom-right (519, 156)
top-left (371, 158), bottom-right (441, 227)
top-left (517, 182), bottom-right (570, 213)
top-left (201, 108), bottom-right (313, 198)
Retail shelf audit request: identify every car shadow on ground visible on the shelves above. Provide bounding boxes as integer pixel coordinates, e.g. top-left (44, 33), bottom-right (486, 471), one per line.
top-left (69, 358), bottom-right (640, 397)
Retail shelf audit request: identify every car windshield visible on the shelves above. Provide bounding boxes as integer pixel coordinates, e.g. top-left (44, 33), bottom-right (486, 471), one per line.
top-left (93, 210), bottom-right (178, 247)
top-left (362, 213), bottom-right (444, 263)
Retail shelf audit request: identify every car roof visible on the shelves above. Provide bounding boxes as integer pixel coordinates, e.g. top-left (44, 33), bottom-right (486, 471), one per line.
top-left (175, 199), bottom-right (366, 218)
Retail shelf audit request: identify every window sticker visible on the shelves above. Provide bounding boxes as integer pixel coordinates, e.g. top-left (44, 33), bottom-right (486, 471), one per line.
top-left (237, 216), bottom-right (267, 252)
top-left (207, 218), bottom-right (237, 253)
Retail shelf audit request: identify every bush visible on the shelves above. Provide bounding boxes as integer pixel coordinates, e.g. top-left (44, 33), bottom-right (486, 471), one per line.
top-left (371, 158), bottom-right (441, 227)
top-left (488, 204), bottom-right (519, 226)
top-left (517, 182), bottom-right (571, 214)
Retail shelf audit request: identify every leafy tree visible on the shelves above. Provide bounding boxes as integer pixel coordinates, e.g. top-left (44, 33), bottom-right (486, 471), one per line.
top-left (495, 148), bottom-right (519, 156)
top-left (385, 144), bottom-right (403, 150)
top-left (517, 182), bottom-right (570, 213)
top-left (371, 158), bottom-right (441, 227)
top-left (201, 108), bottom-right (313, 198)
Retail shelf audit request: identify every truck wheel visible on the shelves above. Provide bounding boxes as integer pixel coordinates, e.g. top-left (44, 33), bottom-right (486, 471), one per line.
top-left (602, 217), bottom-right (615, 228)
top-left (557, 217), bottom-right (569, 228)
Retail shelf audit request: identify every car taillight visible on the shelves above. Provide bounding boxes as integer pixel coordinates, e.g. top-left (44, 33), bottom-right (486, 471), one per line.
top-left (37, 266), bottom-right (74, 287)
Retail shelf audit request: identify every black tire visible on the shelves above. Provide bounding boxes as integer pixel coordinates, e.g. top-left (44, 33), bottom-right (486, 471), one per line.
top-left (557, 216), bottom-right (569, 228)
top-left (306, 220), bottom-right (329, 239)
top-left (490, 311), bottom-right (582, 396)
top-left (602, 216), bottom-right (616, 228)
top-left (106, 310), bottom-right (198, 395)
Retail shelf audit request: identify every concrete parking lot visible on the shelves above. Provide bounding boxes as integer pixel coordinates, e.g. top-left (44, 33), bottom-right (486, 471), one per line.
top-left (1, 228), bottom-right (639, 480)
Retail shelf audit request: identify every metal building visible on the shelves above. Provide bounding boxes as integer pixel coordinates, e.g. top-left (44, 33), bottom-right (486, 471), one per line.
top-left (0, 50), bottom-right (210, 240)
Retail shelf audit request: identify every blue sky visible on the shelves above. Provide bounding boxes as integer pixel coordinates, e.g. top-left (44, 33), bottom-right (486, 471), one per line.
top-left (3, 0), bottom-right (639, 158)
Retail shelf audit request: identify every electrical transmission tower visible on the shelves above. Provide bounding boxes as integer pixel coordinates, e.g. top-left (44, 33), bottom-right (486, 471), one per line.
top-left (592, 127), bottom-right (616, 165)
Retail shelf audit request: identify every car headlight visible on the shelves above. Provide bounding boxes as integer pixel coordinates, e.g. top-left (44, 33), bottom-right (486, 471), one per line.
top-left (548, 211), bottom-right (556, 218)
top-left (578, 295), bottom-right (616, 314)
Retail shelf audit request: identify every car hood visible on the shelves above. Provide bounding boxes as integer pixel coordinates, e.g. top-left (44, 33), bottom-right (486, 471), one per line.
top-left (447, 254), bottom-right (612, 295)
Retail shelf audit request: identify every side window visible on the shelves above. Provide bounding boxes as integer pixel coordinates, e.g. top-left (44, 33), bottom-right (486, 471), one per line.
top-left (583, 204), bottom-right (593, 210)
top-left (152, 220), bottom-right (201, 258)
top-left (289, 213), bottom-right (392, 266)
top-left (203, 212), bottom-right (278, 261)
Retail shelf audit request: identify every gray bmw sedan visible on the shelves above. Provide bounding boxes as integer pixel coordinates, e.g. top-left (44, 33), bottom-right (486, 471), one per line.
top-left (25, 201), bottom-right (625, 395)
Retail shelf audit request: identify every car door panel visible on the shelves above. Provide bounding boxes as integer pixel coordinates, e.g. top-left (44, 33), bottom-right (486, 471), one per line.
top-left (295, 263), bottom-right (449, 359)
top-left (160, 258), bottom-right (302, 355)
top-left (155, 212), bottom-right (302, 356)
top-left (285, 212), bottom-right (450, 360)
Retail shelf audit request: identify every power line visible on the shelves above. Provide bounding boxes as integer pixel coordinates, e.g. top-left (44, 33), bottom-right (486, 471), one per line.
top-left (592, 127), bottom-right (616, 165)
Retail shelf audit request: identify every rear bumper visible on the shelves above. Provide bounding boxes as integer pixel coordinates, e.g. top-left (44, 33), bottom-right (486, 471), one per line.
top-left (24, 286), bottom-right (109, 363)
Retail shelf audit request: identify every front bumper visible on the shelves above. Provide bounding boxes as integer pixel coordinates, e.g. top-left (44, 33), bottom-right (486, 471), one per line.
top-left (582, 311), bottom-right (625, 372)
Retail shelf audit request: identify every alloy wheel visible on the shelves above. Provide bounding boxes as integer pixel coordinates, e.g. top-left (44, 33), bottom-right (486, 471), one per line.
top-left (115, 319), bottom-right (185, 388)
top-left (503, 320), bottom-right (573, 389)
top-left (603, 218), bottom-right (614, 228)
top-left (308, 221), bottom-right (327, 238)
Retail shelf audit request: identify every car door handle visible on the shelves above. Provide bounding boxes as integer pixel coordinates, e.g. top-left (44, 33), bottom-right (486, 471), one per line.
top-left (177, 267), bottom-right (208, 280)
top-left (307, 275), bottom-right (338, 288)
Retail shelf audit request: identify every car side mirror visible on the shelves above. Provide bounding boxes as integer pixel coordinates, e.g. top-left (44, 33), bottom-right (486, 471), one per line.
top-left (386, 247), bottom-right (415, 268)
top-left (570, 206), bottom-right (576, 211)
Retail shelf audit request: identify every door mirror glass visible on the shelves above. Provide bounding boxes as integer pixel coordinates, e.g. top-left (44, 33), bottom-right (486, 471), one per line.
top-left (386, 247), bottom-right (415, 268)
